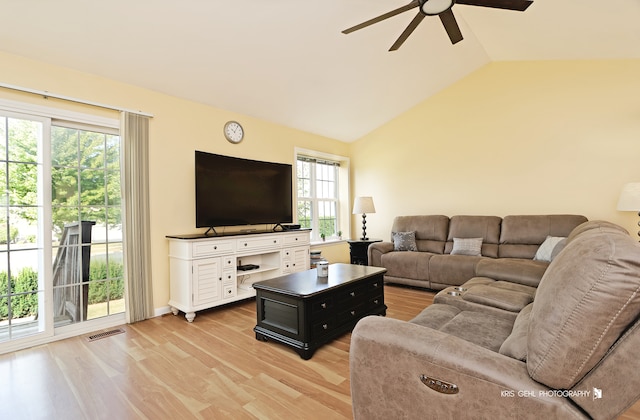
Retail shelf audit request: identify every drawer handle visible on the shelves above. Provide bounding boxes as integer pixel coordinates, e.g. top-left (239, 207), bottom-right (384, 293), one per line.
top-left (321, 302), bottom-right (327, 309)
top-left (350, 310), bottom-right (356, 316)
top-left (373, 299), bottom-right (379, 305)
top-left (350, 291), bottom-right (355, 297)
top-left (322, 324), bottom-right (328, 330)
top-left (244, 243), bottom-right (248, 247)
top-left (214, 246), bottom-right (217, 250)
top-left (373, 282), bottom-right (378, 288)
top-left (273, 240), bottom-right (277, 243)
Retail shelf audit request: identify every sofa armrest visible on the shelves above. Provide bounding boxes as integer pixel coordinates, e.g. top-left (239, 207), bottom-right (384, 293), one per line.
top-left (350, 316), bottom-right (587, 420)
top-left (368, 241), bottom-right (394, 267)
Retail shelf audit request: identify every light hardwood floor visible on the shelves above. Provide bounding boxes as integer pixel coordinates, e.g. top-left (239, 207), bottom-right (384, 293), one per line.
top-left (1, 285), bottom-right (639, 419)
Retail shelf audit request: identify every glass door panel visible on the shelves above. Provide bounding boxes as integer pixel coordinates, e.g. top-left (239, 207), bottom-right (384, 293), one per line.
top-left (51, 125), bottom-right (123, 327)
top-left (0, 116), bottom-right (45, 343)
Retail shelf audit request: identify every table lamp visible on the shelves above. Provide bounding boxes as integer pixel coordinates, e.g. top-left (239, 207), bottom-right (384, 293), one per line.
top-left (617, 182), bottom-right (640, 238)
top-left (353, 196), bottom-right (376, 240)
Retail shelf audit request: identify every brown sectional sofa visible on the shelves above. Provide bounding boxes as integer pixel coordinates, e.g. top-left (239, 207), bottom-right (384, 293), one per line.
top-left (351, 219), bottom-right (640, 419)
top-left (369, 214), bottom-right (588, 290)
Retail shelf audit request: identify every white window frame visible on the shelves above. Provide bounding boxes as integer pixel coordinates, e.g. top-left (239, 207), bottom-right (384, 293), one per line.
top-left (294, 148), bottom-right (350, 243)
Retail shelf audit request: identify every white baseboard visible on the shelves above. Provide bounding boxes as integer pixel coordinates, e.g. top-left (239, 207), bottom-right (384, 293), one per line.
top-left (154, 306), bottom-right (173, 317)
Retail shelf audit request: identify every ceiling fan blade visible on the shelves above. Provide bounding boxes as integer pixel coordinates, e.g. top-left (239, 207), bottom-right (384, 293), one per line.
top-left (342, 1), bottom-right (420, 34)
top-left (455, 0), bottom-right (533, 12)
top-left (389, 12), bottom-right (426, 51)
top-left (439, 9), bottom-right (463, 44)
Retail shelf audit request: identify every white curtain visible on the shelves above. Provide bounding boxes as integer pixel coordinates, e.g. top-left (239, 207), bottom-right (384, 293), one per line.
top-left (121, 112), bottom-right (154, 323)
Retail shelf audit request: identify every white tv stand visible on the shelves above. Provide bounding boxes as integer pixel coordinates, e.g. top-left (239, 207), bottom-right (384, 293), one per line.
top-left (167, 229), bottom-right (310, 322)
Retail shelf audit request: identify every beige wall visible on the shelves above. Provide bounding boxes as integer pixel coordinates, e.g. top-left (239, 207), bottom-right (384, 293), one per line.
top-left (3, 51), bottom-right (640, 314)
top-left (350, 60), bottom-right (640, 241)
top-left (0, 51), bottom-right (350, 312)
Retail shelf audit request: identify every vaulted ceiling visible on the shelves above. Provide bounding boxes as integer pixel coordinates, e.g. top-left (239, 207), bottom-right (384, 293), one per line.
top-left (1, 0), bottom-right (639, 141)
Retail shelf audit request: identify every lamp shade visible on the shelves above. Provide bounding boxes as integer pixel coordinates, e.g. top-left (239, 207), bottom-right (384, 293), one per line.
top-left (353, 196), bottom-right (376, 214)
top-left (617, 183), bottom-right (640, 211)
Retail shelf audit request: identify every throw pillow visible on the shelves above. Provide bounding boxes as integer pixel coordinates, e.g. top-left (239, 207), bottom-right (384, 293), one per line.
top-left (534, 236), bottom-right (566, 262)
top-left (392, 231), bottom-right (417, 251)
top-left (450, 238), bottom-right (483, 256)
top-left (549, 238), bottom-right (567, 261)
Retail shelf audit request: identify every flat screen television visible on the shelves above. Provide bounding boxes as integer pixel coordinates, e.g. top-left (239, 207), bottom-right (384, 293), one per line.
top-left (195, 151), bottom-right (293, 229)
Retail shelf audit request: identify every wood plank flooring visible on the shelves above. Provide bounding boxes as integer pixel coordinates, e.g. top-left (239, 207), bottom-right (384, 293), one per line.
top-left (0, 284), bottom-right (638, 419)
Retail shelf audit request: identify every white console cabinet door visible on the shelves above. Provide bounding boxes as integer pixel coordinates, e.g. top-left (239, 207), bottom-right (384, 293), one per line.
top-left (192, 258), bottom-right (224, 306)
top-left (282, 246), bottom-right (310, 274)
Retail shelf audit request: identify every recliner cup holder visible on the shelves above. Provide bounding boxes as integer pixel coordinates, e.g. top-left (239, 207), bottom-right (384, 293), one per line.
top-left (453, 287), bottom-right (467, 292)
top-left (447, 291), bottom-right (462, 297)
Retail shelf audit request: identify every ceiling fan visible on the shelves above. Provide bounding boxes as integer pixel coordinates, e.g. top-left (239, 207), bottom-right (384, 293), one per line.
top-left (342, 0), bottom-right (533, 51)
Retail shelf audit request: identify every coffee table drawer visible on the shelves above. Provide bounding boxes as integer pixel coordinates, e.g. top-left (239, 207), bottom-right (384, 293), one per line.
top-left (312, 317), bottom-right (336, 337)
top-left (337, 303), bottom-right (366, 324)
top-left (368, 278), bottom-right (383, 291)
top-left (312, 297), bottom-right (334, 314)
top-left (370, 293), bottom-right (384, 308)
top-left (338, 284), bottom-right (366, 303)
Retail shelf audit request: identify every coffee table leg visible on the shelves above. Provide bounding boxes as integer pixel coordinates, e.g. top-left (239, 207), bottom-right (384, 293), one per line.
top-left (298, 348), bottom-right (314, 360)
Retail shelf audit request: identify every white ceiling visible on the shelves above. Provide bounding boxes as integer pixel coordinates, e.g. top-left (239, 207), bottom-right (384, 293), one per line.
top-left (1, 0), bottom-right (639, 141)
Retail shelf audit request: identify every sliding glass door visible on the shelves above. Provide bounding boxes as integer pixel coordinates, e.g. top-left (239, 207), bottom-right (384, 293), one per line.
top-left (0, 109), bottom-right (124, 348)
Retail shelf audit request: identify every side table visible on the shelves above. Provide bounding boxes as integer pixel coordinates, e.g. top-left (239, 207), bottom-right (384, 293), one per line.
top-left (347, 239), bottom-right (382, 265)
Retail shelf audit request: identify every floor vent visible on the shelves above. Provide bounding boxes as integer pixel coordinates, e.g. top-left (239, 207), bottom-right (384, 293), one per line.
top-left (87, 328), bottom-right (125, 342)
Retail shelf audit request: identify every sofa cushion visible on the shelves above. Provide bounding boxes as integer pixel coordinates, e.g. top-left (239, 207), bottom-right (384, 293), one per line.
top-left (410, 303), bottom-right (515, 352)
top-left (499, 215), bottom-right (588, 259)
top-left (445, 216), bottom-right (501, 257)
top-left (429, 254), bottom-right (483, 288)
top-left (499, 303), bottom-right (532, 361)
top-left (380, 251), bottom-right (432, 281)
top-left (527, 223), bottom-right (640, 389)
top-left (391, 215), bottom-right (449, 254)
top-left (462, 283), bottom-right (534, 312)
top-left (533, 236), bottom-right (566, 262)
top-left (450, 237), bottom-right (483, 256)
top-left (475, 258), bottom-right (548, 287)
top-left (392, 231), bottom-right (417, 251)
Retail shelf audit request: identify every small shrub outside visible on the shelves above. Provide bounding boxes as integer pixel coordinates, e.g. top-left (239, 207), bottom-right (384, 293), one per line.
top-left (0, 261), bottom-right (124, 322)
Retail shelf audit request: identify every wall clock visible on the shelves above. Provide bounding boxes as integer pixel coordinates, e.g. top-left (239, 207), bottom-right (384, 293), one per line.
top-left (224, 121), bottom-right (244, 144)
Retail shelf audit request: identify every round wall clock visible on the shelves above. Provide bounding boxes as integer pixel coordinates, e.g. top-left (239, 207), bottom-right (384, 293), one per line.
top-left (224, 121), bottom-right (244, 144)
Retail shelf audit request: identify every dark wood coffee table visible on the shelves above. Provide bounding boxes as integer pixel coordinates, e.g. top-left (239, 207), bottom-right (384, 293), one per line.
top-left (253, 263), bottom-right (387, 359)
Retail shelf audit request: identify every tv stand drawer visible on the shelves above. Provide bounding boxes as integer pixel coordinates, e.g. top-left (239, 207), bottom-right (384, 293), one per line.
top-left (192, 240), bottom-right (235, 257)
top-left (283, 232), bottom-right (310, 246)
top-left (238, 236), bottom-right (282, 251)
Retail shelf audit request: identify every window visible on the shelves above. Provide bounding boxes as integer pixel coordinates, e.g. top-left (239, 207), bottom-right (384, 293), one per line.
top-left (295, 150), bottom-right (350, 242)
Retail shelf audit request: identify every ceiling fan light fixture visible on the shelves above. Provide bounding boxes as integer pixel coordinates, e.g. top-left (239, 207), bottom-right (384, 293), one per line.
top-left (420, 0), bottom-right (455, 15)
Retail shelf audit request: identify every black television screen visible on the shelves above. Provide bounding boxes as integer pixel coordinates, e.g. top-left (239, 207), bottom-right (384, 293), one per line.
top-left (195, 151), bottom-right (293, 228)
